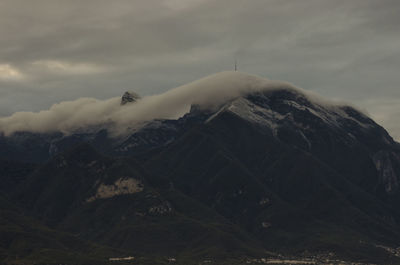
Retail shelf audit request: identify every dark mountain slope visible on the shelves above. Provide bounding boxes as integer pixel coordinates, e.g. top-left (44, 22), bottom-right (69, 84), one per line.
top-left (0, 195), bottom-right (127, 265)
top-left (12, 144), bottom-right (266, 261)
top-left (0, 159), bottom-right (37, 195)
top-left (1, 72), bottom-right (400, 264)
top-left (142, 89), bottom-right (400, 262)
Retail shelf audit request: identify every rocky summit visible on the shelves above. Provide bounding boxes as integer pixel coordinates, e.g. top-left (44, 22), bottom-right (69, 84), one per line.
top-left (121, 91), bottom-right (141, 105)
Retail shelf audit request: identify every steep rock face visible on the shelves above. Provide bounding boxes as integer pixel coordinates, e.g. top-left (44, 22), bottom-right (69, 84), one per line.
top-left (86, 177), bottom-right (144, 202)
top-left (210, 89), bottom-right (399, 199)
top-left (373, 151), bottom-right (400, 194)
top-left (112, 120), bottom-right (181, 155)
top-left (120, 91), bottom-right (141, 105)
top-left (0, 132), bottom-right (61, 163)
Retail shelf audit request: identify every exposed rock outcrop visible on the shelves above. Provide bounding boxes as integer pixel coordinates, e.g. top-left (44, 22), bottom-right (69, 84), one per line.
top-left (87, 178), bottom-right (144, 202)
top-left (121, 91), bottom-right (141, 105)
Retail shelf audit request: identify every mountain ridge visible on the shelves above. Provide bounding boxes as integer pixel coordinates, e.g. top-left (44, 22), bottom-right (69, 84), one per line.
top-left (0, 71), bottom-right (368, 137)
top-left (1, 72), bottom-right (400, 264)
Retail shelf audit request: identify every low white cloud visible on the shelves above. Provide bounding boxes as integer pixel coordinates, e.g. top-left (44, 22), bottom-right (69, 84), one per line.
top-left (1, 71), bottom-right (394, 140)
top-left (0, 64), bottom-right (23, 80)
top-left (0, 97), bottom-right (120, 135)
top-left (0, 71), bottom-right (300, 136)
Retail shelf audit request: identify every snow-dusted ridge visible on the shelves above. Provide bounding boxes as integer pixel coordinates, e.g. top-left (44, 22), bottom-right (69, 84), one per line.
top-left (0, 71), bottom-right (362, 136)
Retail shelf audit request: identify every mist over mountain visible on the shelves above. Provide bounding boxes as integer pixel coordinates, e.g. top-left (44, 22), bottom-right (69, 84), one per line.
top-left (1, 72), bottom-right (400, 265)
top-left (0, 72), bottom-right (345, 137)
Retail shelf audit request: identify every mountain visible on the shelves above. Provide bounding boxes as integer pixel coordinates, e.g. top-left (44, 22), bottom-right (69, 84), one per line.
top-left (1, 72), bottom-right (400, 264)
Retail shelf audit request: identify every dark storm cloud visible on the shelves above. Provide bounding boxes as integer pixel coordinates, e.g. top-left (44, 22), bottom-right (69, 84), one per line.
top-left (0, 0), bottom-right (399, 138)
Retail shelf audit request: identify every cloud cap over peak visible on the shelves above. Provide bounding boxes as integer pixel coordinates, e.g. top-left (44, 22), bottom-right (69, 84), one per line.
top-left (0, 71), bottom-right (311, 136)
top-left (0, 0), bottom-right (399, 138)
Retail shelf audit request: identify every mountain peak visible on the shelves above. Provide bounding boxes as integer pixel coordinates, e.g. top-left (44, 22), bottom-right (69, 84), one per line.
top-left (121, 91), bottom-right (141, 105)
top-left (0, 71), bottom-right (373, 137)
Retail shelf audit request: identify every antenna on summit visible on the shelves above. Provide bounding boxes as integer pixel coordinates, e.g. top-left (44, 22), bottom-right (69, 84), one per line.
top-left (234, 58), bottom-right (237, 71)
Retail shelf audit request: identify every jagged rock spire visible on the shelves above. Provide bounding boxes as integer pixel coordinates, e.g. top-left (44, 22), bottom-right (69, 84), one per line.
top-left (121, 91), bottom-right (140, 105)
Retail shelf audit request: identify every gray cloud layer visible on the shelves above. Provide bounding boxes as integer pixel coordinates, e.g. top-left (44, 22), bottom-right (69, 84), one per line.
top-left (0, 72), bottom-right (301, 136)
top-left (0, 0), bottom-right (399, 139)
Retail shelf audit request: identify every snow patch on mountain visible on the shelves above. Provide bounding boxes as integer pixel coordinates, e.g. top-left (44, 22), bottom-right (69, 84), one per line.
top-left (207, 97), bottom-right (284, 135)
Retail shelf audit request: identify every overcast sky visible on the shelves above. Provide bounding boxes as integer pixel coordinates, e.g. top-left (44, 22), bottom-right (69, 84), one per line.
top-left (0, 0), bottom-right (399, 139)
